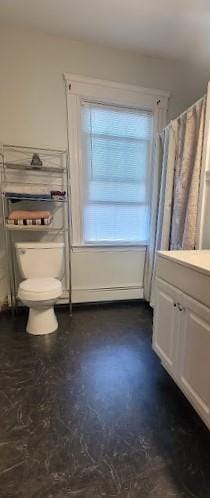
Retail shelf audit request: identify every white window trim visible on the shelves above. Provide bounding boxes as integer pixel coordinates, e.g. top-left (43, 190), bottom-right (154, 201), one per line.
top-left (63, 73), bottom-right (170, 248)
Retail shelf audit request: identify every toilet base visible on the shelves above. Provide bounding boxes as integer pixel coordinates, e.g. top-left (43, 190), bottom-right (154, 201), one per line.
top-left (27, 306), bottom-right (58, 335)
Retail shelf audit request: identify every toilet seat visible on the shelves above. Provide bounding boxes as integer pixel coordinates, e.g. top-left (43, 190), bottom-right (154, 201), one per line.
top-left (18, 277), bottom-right (62, 301)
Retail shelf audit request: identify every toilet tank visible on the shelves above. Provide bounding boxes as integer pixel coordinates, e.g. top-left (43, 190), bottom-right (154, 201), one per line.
top-left (15, 242), bottom-right (65, 279)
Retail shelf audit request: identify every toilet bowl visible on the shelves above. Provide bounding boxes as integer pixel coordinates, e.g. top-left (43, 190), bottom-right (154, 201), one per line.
top-left (18, 277), bottom-right (62, 335)
top-left (15, 242), bottom-right (64, 335)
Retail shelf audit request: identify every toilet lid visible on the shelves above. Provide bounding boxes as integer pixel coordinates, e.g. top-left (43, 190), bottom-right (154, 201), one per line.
top-left (18, 278), bottom-right (62, 301)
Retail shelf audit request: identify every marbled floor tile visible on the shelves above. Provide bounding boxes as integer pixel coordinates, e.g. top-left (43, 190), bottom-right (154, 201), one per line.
top-left (0, 302), bottom-right (210, 498)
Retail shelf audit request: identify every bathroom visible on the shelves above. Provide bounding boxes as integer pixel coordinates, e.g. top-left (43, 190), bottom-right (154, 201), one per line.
top-left (0, 3), bottom-right (210, 497)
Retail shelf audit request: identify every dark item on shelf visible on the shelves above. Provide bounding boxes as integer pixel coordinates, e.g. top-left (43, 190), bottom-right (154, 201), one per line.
top-left (4, 192), bottom-right (51, 203)
top-left (51, 190), bottom-right (66, 200)
top-left (31, 153), bottom-right (43, 169)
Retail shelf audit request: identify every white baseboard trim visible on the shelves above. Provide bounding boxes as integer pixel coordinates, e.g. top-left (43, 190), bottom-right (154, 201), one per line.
top-left (59, 286), bottom-right (144, 304)
top-left (12, 286), bottom-right (144, 309)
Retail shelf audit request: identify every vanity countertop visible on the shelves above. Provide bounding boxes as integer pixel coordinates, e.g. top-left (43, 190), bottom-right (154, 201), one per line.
top-left (158, 250), bottom-right (210, 276)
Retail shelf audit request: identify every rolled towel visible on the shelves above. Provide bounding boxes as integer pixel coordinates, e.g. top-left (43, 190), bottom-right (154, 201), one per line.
top-left (8, 210), bottom-right (51, 221)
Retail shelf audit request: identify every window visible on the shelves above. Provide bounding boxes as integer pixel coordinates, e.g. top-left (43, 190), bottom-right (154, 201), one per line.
top-left (81, 102), bottom-right (153, 244)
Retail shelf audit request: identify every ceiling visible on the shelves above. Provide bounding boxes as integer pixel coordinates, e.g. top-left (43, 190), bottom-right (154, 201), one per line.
top-left (0, 0), bottom-right (210, 62)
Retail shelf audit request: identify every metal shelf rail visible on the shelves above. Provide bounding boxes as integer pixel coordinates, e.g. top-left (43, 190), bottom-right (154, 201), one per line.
top-left (0, 144), bottom-right (72, 315)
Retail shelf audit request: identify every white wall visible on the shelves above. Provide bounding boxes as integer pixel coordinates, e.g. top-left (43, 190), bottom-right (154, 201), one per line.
top-left (0, 26), bottom-right (208, 150)
top-left (0, 27), bottom-right (209, 305)
top-left (71, 247), bottom-right (146, 303)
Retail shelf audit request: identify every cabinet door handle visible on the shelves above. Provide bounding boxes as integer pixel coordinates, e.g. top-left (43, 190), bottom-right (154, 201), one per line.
top-left (177, 303), bottom-right (185, 312)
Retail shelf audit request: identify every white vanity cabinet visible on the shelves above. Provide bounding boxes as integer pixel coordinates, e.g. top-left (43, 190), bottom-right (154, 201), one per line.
top-left (153, 279), bottom-right (182, 376)
top-left (153, 251), bottom-right (210, 430)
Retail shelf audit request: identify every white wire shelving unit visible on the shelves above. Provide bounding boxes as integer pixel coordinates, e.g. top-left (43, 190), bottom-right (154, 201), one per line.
top-left (0, 144), bottom-right (72, 315)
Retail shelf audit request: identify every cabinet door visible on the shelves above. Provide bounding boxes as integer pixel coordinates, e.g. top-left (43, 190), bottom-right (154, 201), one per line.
top-left (178, 301), bottom-right (210, 426)
top-left (153, 279), bottom-right (181, 374)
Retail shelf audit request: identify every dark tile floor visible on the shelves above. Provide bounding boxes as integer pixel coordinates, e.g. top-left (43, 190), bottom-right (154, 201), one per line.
top-left (0, 302), bottom-right (210, 498)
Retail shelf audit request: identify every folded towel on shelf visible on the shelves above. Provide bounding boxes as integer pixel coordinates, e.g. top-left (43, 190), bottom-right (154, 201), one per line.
top-left (7, 216), bottom-right (53, 226)
top-left (8, 210), bottom-right (51, 220)
top-left (7, 210), bottom-right (53, 227)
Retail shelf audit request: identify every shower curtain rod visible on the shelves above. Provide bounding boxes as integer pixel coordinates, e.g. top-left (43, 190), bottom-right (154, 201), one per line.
top-left (161, 94), bottom-right (206, 134)
top-left (173, 94), bottom-right (206, 123)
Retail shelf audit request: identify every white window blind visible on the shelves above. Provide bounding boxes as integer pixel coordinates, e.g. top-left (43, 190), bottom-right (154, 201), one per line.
top-left (81, 101), bottom-right (153, 244)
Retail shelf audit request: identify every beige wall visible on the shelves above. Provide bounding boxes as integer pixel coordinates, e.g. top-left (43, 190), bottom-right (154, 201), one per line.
top-left (0, 26), bottom-right (208, 151)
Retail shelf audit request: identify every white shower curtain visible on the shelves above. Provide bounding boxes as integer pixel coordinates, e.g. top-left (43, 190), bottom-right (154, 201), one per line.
top-left (144, 95), bottom-right (206, 305)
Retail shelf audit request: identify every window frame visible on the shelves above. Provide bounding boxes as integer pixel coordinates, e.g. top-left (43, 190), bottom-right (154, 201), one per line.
top-left (64, 73), bottom-right (169, 248)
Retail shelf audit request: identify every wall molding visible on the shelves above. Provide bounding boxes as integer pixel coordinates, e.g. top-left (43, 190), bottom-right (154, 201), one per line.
top-left (64, 72), bottom-right (169, 247)
top-left (72, 245), bottom-right (146, 253)
top-left (63, 73), bottom-right (170, 111)
top-left (62, 74), bottom-right (168, 303)
top-left (63, 72), bottom-right (166, 303)
top-left (59, 286), bottom-right (144, 304)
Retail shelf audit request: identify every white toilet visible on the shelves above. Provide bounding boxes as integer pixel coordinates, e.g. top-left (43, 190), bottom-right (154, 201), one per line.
top-left (15, 242), bottom-right (64, 335)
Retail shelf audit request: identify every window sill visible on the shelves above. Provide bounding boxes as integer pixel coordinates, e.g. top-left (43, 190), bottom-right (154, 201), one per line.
top-left (72, 243), bottom-right (147, 252)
